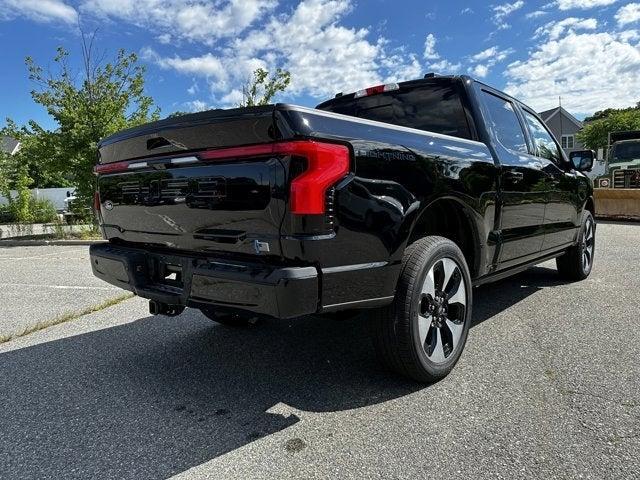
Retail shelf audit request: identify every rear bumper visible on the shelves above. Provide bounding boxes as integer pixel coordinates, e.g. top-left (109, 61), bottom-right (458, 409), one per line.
top-left (89, 243), bottom-right (318, 319)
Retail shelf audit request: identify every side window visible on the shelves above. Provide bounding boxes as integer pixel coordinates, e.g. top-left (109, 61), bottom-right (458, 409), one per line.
top-left (480, 91), bottom-right (528, 153)
top-left (522, 110), bottom-right (562, 164)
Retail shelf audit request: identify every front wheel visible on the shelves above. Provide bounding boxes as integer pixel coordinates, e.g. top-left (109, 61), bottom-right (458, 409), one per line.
top-left (372, 236), bottom-right (473, 383)
top-left (556, 210), bottom-right (595, 281)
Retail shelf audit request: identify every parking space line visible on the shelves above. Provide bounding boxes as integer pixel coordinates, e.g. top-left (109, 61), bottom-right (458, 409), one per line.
top-left (0, 282), bottom-right (119, 291)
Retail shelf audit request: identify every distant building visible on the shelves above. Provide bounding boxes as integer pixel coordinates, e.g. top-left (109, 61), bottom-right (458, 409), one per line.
top-left (1, 136), bottom-right (20, 155)
top-left (538, 107), bottom-right (584, 157)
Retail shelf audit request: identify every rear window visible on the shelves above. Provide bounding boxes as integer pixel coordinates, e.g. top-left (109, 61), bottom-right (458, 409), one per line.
top-left (318, 82), bottom-right (472, 140)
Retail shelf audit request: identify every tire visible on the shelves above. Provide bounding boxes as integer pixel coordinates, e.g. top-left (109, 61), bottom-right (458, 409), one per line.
top-left (372, 236), bottom-right (473, 383)
top-left (200, 309), bottom-right (260, 327)
top-left (556, 210), bottom-right (595, 281)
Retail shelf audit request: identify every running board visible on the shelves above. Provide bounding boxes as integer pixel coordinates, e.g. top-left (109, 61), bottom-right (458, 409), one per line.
top-left (472, 249), bottom-right (567, 287)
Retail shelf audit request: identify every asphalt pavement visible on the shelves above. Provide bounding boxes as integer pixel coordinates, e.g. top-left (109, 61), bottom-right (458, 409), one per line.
top-left (0, 222), bottom-right (638, 479)
top-left (0, 245), bottom-right (125, 340)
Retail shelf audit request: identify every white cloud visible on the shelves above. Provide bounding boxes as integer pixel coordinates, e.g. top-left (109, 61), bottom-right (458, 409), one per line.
top-left (526, 10), bottom-right (548, 19)
top-left (535, 17), bottom-right (598, 40)
top-left (555, 0), bottom-right (618, 10)
top-left (471, 64), bottom-right (490, 77)
top-left (492, 1), bottom-right (524, 29)
top-left (616, 3), bottom-right (640, 25)
top-left (461, 7), bottom-right (474, 14)
top-left (423, 33), bottom-right (439, 60)
top-left (468, 46), bottom-right (513, 77)
top-left (0, 0), bottom-right (77, 24)
top-left (80, 0), bottom-right (277, 43)
top-left (427, 59), bottom-right (462, 73)
top-left (505, 31), bottom-right (640, 114)
top-left (471, 46), bottom-right (514, 62)
top-left (184, 100), bottom-right (208, 112)
top-left (143, 0), bottom-right (427, 102)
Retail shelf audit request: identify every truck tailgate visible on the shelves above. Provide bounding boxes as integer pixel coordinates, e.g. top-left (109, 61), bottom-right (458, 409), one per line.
top-left (96, 106), bottom-right (286, 256)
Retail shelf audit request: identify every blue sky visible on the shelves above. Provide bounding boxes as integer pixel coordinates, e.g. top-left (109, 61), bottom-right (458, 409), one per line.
top-left (1, 0), bottom-right (639, 131)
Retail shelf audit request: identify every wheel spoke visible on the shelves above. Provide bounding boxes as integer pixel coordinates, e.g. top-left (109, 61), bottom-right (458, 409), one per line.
top-left (445, 319), bottom-right (463, 352)
top-left (447, 276), bottom-right (466, 307)
top-left (429, 328), bottom-right (445, 363)
top-left (586, 222), bottom-right (593, 242)
top-left (441, 258), bottom-right (457, 294)
top-left (422, 268), bottom-right (435, 296)
top-left (418, 314), bottom-right (431, 346)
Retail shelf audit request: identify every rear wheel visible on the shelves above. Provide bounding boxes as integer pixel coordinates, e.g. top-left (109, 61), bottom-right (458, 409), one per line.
top-left (200, 309), bottom-right (260, 327)
top-left (372, 236), bottom-right (472, 383)
top-left (556, 210), bottom-right (595, 281)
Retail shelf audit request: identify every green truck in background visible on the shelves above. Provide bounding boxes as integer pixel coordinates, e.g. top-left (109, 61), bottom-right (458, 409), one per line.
top-left (597, 130), bottom-right (640, 188)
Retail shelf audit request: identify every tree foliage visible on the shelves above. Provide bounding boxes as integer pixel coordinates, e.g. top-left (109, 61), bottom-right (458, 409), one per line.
top-left (2, 34), bottom-right (159, 216)
top-left (240, 68), bottom-right (291, 107)
top-left (583, 102), bottom-right (640, 123)
top-left (578, 109), bottom-right (640, 151)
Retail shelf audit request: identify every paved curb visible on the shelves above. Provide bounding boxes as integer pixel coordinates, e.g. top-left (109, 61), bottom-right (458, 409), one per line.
top-left (0, 239), bottom-right (106, 247)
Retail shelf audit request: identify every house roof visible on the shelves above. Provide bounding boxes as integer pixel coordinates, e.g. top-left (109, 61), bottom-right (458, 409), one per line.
top-left (539, 106), bottom-right (583, 130)
top-left (1, 136), bottom-right (20, 155)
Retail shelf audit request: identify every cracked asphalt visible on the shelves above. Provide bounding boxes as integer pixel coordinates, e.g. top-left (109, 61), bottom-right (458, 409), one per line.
top-left (0, 222), bottom-right (638, 479)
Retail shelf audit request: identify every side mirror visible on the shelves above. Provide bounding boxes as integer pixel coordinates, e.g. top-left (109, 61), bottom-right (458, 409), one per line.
top-left (569, 150), bottom-right (595, 172)
top-left (66, 191), bottom-right (71, 198)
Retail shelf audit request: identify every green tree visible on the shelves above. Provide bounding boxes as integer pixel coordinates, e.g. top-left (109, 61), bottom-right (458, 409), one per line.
top-left (240, 68), bottom-right (291, 107)
top-left (4, 34), bottom-right (160, 216)
top-left (578, 109), bottom-right (640, 151)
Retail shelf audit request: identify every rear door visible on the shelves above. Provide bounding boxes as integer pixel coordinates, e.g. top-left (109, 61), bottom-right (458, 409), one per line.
top-left (478, 89), bottom-right (547, 266)
top-left (519, 108), bottom-right (581, 250)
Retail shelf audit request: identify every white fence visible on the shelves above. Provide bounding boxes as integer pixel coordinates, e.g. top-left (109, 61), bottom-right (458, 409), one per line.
top-left (0, 187), bottom-right (76, 211)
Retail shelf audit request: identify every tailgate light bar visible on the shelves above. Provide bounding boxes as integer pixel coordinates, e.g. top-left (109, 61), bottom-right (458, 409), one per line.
top-left (354, 83), bottom-right (400, 98)
top-left (94, 141), bottom-right (350, 215)
top-left (94, 156), bottom-right (199, 174)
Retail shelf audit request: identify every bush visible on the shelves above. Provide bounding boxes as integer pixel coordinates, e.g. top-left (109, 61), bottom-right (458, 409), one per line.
top-left (0, 197), bottom-right (57, 224)
top-left (29, 198), bottom-right (58, 223)
top-left (0, 204), bottom-right (17, 224)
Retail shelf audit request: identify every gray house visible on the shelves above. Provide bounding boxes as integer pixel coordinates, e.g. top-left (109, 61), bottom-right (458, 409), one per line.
top-left (1, 136), bottom-right (20, 155)
top-left (538, 107), bottom-right (584, 157)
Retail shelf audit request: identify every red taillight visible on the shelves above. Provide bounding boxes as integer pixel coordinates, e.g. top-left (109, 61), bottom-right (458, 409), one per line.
top-left (287, 142), bottom-right (350, 215)
top-left (93, 191), bottom-right (101, 213)
top-left (200, 140), bottom-right (350, 215)
top-left (94, 161), bottom-right (130, 174)
top-left (354, 82), bottom-right (400, 98)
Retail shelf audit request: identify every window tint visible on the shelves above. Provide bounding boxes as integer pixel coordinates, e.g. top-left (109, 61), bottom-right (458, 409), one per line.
top-left (480, 91), bottom-right (527, 153)
top-left (318, 82), bottom-right (472, 139)
top-left (522, 110), bottom-right (562, 163)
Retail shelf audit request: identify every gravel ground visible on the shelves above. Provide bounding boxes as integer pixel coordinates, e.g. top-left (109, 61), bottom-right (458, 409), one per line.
top-left (0, 245), bottom-right (123, 339)
top-left (0, 222), bottom-right (638, 479)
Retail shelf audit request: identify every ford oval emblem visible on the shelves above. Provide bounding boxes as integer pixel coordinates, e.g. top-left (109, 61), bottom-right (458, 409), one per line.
top-left (104, 200), bottom-right (114, 210)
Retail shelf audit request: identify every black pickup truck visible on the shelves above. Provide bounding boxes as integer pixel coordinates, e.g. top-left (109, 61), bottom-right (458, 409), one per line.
top-left (90, 75), bottom-right (595, 382)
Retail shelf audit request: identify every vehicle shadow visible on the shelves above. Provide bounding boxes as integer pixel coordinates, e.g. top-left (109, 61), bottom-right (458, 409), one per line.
top-left (0, 265), bottom-right (561, 479)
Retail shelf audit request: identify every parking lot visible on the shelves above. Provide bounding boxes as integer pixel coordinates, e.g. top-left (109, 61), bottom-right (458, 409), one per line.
top-left (0, 222), bottom-right (638, 479)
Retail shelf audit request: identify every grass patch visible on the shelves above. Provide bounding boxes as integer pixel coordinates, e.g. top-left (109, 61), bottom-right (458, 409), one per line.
top-left (0, 292), bottom-right (134, 345)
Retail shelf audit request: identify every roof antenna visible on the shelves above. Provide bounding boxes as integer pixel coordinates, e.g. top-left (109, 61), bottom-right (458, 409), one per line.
top-left (559, 96), bottom-right (564, 148)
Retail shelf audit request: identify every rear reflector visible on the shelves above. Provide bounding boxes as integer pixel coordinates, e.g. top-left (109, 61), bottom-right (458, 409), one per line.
top-left (93, 191), bottom-right (101, 213)
top-left (354, 83), bottom-right (400, 98)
